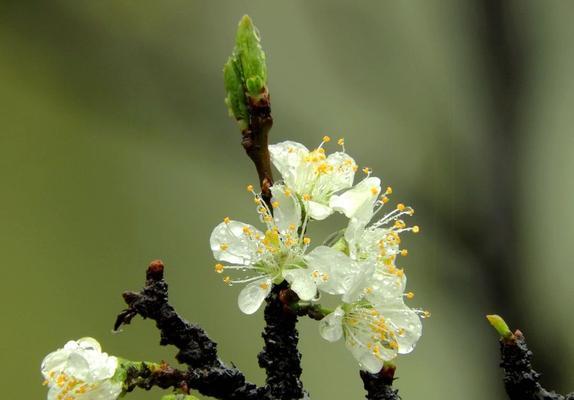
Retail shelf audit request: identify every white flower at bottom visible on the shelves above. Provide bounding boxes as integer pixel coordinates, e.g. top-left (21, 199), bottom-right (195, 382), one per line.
top-left (41, 337), bottom-right (122, 400)
top-left (319, 300), bottom-right (423, 373)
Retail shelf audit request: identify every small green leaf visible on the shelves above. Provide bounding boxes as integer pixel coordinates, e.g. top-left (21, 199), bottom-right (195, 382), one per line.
top-left (223, 56), bottom-right (248, 123)
top-left (235, 15), bottom-right (267, 96)
top-left (486, 314), bottom-right (514, 340)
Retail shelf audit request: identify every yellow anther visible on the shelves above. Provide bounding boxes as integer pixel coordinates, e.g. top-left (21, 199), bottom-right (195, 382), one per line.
top-left (219, 243), bottom-right (229, 251)
top-left (288, 223), bottom-right (296, 231)
top-left (407, 207), bottom-right (415, 216)
top-left (284, 188), bottom-right (292, 197)
top-left (396, 203), bottom-right (406, 211)
top-left (242, 226), bottom-right (252, 235)
top-left (223, 217), bottom-right (231, 224)
top-left (215, 263), bottom-right (224, 273)
top-left (259, 282), bottom-right (269, 290)
top-left (246, 184), bottom-right (254, 192)
top-left (364, 287), bottom-right (373, 294)
top-left (302, 194), bottom-right (312, 201)
top-left (412, 225), bottom-right (420, 234)
top-left (405, 291), bottom-right (415, 300)
top-left (303, 237), bottom-right (311, 245)
top-left (394, 220), bottom-right (406, 229)
top-left (272, 201), bottom-right (280, 208)
top-left (398, 328), bottom-right (406, 336)
top-left (317, 147), bottom-right (326, 154)
top-left (380, 196), bottom-right (389, 204)
top-left (385, 186), bottom-right (393, 195)
top-left (389, 341), bottom-right (398, 350)
top-left (362, 167), bottom-right (371, 174)
top-left (370, 187), bottom-right (379, 195)
top-left (322, 135), bottom-right (331, 143)
top-left (254, 197), bottom-right (262, 204)
top-left (223, 276), bottom-right (231, 285)
top-left (396, 268), bottom-right (405, 277)
top-left (352, 165), bottom-right (358, 172)
top-left (312, 271), bottom-right (320, 278)
top-left (321, 273), bottom-right (329, 282)
top-left (423, 310), bottom-right (431, 318)
top-left (400, 249), bottom-right (408, 256)
top-left (264, 215), bottom-right (273, 222)
top-left (337, 138), bottom-right (345, 146)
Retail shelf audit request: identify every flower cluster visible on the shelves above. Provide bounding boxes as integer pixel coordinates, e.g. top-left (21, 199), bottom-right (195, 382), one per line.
top-left (210, 137), bottom-right (427, 372)
top-left (41, 337), bottom-right (122, 400)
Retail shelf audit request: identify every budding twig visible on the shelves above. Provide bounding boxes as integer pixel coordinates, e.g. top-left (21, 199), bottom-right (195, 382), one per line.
top-left (115, 260), bottom-right (265, 399)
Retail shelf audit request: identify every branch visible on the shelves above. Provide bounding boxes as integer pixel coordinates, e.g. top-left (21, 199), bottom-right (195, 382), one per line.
top-left (360, 364), bottom-right (400, 400)
top-left (114, 260), bottom-right (265, 399)
top-left (487, 315), bottom-right (574, 400)
top-left (258, 282), bottom-right (306, 400)
top-left (241, 88), bottom-right (273, 205)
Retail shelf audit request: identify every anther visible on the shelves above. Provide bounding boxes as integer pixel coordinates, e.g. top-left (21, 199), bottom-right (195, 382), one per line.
top-left (322, 135), bottom-right (331, 143)
top-left (337, 138), bottom-right (345, 146)
top-left (385, 186), bottom-right (393, 195)
top-left (246, 184), bottom-right (254, 192)
top-left (412, 225), bottom-right (420, 233)
top-left (215, 264), bottom-right (224, 273)
top-left (405, 292), bottom-right (415, 300)
top-left (272, 201), bottom-right (280, 208)
top-left (396, 203), bottom-right (406, 211)
top-left (223, 217), bottom-right (231, 224)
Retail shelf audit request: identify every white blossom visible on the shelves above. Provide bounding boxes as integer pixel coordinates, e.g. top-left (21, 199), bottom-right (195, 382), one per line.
top-left (210, 184), bottom-right (317, 314)
top-left (319, 300), bottom-right (423, 373)
top-left (41, 337), bottom-right (122, 400)
top-left (269, 138), bottom-right (357, 220)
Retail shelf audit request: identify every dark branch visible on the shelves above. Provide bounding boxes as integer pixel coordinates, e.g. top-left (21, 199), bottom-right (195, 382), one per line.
top-left (114, 260), bottom-right (265, 400)
top-left (241, 89), bottom-right (274, 205)
top-left (360, 364), bottom-right (400, 400)
top-left (258, 282), bottom-right (306, 400)
top-left (497, 330), bottom-right (574, 400)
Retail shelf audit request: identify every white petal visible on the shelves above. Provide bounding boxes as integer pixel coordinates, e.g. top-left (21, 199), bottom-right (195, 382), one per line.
top-left (283, 268), bottom-right (317, 301)
top-left (380, 301), bottom-right (423, 354)
top-left (77, 337), bottom-right (102, 352)
top-left (330, 177), bottom-right (380, 221)
top-left (271, 184), bottom-right (301, 232)
top-left (347, 343), bottom-right (386, 373)
top-left (322, 151), bottom-right (356, 191)
top-left (305, 246), bottom-right (356, 295)
top-left (210, 220), bottom-right (264, 265)
top-left (307, 200), bottom-right (333, 220)
top-left (237, 277), bottom-right (272, 314)
top-left (341, 261), bottom-right (376, 304)
top-left (319, 307), bottom-right (345, 342)
top-left (269, 141), bottom-right (309, 188)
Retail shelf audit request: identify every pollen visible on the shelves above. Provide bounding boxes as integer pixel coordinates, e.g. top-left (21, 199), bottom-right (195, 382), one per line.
top-left (254, 197), bottom-right (261, 204)
top-left (303, 194), bottom-right (312, 201)
top-left (380, 196), bottom-right (389, 204)
top-left (215, 263), bottom-right (224, 273)
top-left (219, 243), bottom-right (229, 251)
top-left (223, 217), bottom-right (231, 224)
top-left (223, 276), bottom-right (231, 285)
top-left (423, 310), bottom-right (431, 318)
top-left (259, 282), bottom-right (269, 290)
top-left (272, 201), bottom-right (280, 208)
top-left (385, 186), bottom-right (393, 195)
top-left (412, 225), bottom-right (420, 234)
top-left (405, 291), bottom-right (415, 300)
top-left (400, 249), bottom-right (408, 256)
top-left (370, 187), bottom-right (379, 195)
top-left (264, 215), bottom-right (273, 222)
top-left (362, 167), bottom-right (371, 174)
top-left (246, 184), bottom-right (254, 192)
top-left (396, 203), bottom-right (406, 211)
top-left (303, 237), bottom-right (311, 245)
top-left (288, 223), bottom-right (296, 231)
top-left (322, 135), bottom-right (331, 143)
top-left (284, 188), bottom-right (292, 197)
top-left (242, 226), bottom-right (252, 235)
top-left (337, 138), bottom-right (345, 146)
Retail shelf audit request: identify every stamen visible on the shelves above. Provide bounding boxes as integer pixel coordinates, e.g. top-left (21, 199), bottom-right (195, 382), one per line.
top-left (223, 217), bottom-right (231, 224)
top-left (215, 263), bottom-right (224, 273)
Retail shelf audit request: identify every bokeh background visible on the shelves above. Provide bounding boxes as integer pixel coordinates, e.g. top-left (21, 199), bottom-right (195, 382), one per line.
top-left (2, 1), bottom-right (573, 399)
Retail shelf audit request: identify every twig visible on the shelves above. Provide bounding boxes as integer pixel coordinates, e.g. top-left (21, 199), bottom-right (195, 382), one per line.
top-left (258, 282), bottom-right (306, 400)
top-left (241, 88), bottom-right (274, 205)
top-left (497, 330), bottom-right (573, 400)
top-left (114, 260), bottom-right (265, 399)
top-left (360, 364), bottom-right (400, 400)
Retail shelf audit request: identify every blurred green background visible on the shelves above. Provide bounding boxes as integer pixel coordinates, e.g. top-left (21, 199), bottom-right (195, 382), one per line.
top-left (2, 1), bottom-right (573, 399)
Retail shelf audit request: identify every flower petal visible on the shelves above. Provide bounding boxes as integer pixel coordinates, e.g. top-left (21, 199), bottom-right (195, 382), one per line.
top-left (305, 246), bottom-right (357, 295)
top-left (269, 141), bottom-right (309, 188)
top-left (341, 261), bottom-right (375, 304)
top-left (283, 268), bottom-right (317, 301)
top-left (380, 300), bottom-right (422, 355)
top-left (319, 307), bottom-right (345, 342)
top-left (210, 220), bottom-right (264, 265)
top-left (271, 184), bottom-right (301, 232)
top-left (322, 151), bottom-right (356, 192)
top-left (307, 200), bottom-right (333, 220)
top-left (330, 177), bottom-right (381, 222)
top-left (237, 277), bottom-right (272, 314)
